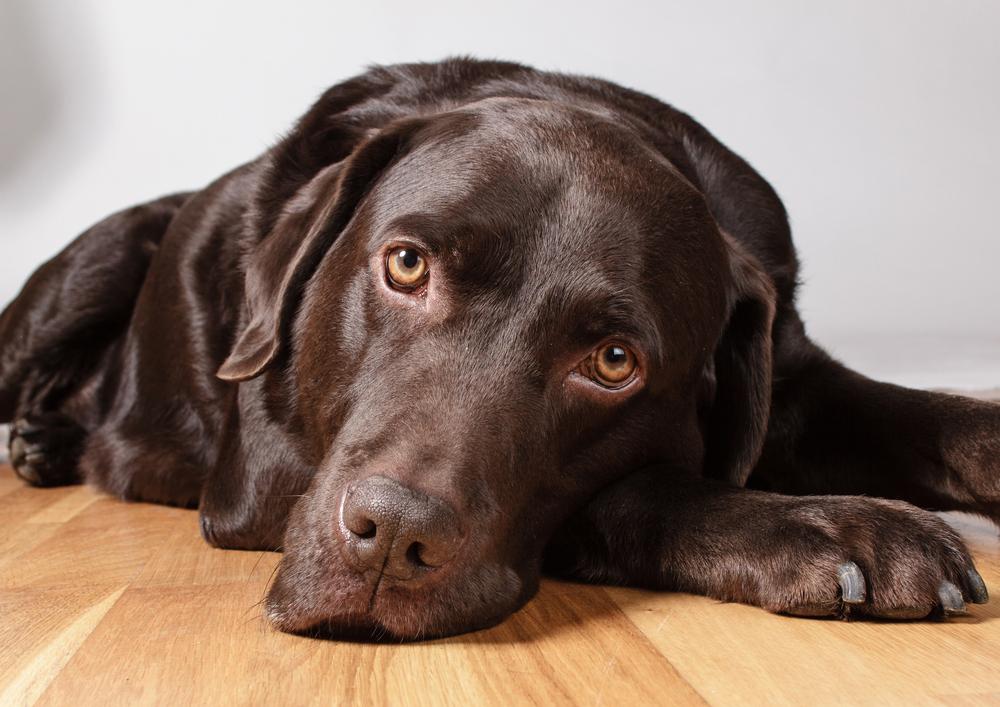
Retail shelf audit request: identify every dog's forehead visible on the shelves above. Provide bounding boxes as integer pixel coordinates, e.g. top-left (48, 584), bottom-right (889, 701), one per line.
top-left (357, 99), bottom-right (729, 340)
top-left (373, 97), bottom-right (697, 213)
top-left (366, 98), bottom-right (716, 265)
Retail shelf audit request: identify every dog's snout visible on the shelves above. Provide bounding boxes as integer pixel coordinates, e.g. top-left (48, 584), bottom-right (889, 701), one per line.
top-left (339, 475), bottom-right (463, 579)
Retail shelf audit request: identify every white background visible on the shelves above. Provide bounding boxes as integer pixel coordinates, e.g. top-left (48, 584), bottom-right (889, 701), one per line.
top-left (1, 0), bottom-right (997, 389)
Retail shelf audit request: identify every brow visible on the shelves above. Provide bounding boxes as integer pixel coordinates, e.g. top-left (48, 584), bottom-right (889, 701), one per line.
top-left (577, 305), bottom-right (663, 361)
top-left (534, 282), bottom-right (664, 365)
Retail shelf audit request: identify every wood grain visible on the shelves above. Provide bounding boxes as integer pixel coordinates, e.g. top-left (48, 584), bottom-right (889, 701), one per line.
top-left (1, 463), bottom-right (998, 706)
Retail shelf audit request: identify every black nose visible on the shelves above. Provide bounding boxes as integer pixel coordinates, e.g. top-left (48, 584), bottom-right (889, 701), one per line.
top-left (339, 475), bottom-right (463, 579)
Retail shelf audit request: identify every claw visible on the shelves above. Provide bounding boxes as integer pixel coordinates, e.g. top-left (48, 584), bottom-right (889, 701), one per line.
top-left (938, 580), bottom-right (966, 615)
top-left (966, 569), bottom-right (989, 605)
top-left (12, 459), bottom-right (42, 484)
top-left (24, 452), bottom-right (47, 466)
top-left (13, 418), bottom-right (43, 437)
top-left (838, 562), bottom-right (866, 604)
top-left (10, 435), bottom-right (26, 465)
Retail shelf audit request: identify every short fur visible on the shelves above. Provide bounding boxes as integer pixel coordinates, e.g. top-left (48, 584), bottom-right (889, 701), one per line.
top-left (3, 58), bottom-right (997, 639)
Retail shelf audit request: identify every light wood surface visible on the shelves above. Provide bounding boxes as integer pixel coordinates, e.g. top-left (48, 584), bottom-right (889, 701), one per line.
top-left (1, 465), bottom-right (998, 706)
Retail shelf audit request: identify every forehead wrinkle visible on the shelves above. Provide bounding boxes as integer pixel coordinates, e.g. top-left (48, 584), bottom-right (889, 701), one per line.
top-left (513, 180), bottom-right (664, 357)
top-left (367, 116), bottom-right (572, 250)
top-left (524, 275), bottom-right (663, 365)
top-left (506, 253), bottom-right (663, 367)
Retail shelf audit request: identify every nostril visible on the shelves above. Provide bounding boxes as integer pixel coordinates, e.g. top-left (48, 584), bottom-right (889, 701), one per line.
top-left (354, 518), bottom-right (376, 540)
top-left (406, 541), bottom-right (431, 568)
top-left (406, 538), bottom-right (458, 569)
top-left (344, 513), bottom-right (377, 540)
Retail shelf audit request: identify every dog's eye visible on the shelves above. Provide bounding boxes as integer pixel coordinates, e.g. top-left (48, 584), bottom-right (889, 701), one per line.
top-left (386, 247), bottom-right (429, 290)
top-left (581, 343), bottom-right (637, 388)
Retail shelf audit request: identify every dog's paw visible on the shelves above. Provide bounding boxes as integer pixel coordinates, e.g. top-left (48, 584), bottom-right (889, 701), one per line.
top-left (9, 414), bottom-right (84, 487)
top-left (760, 497), bottom-right (988, 620)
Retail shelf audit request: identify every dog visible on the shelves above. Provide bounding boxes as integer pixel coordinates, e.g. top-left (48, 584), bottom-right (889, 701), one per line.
top-left (2, 58), bottom-right (996, 640)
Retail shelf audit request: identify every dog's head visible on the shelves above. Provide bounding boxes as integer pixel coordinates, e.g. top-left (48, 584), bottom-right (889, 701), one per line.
top-left (218, 96), bottom-right (775, 639)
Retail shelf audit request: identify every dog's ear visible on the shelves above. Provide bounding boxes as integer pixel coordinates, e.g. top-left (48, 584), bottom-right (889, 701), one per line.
top-left (702, 233), bottom-right (777, 486)
top-left (217, 119), bottom-right (425, 382)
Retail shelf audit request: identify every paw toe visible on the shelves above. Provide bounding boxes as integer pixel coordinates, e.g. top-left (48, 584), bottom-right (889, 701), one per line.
top-left (13, 418), bottom-right (44, 437)
top-left (867, 605), bottom-right (934, 620)
top-left (785, 602), bottom-right (839, 617)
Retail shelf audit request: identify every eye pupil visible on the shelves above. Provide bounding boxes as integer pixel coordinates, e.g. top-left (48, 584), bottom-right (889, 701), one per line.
top-left (400, 250), bottom-right (419, 269)
top-left (605, 346), bottom-right (626, 364)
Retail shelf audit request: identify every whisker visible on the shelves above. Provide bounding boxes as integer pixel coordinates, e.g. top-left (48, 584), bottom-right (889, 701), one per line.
top-left (245, 550), bottom-right (267, 584)
top-left (242, 558), bottom-right (284, 625)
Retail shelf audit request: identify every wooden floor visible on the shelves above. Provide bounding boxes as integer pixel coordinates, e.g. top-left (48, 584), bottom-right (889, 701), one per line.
top-left (1, 465), bottom-right (999, 706)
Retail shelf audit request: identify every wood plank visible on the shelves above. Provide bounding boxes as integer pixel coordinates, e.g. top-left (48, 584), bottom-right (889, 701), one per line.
top-left (0, 469), bottom-right (23, 498)
top-left (0, 483), bottom-right (91, 526)
top-left (0, 585), bottom-right (126, 706)
top-left (24, 485), bottom-right (101, 524)
top-left (0, 497), bottom-right (178, 590)
top-left (0, 523), bottom-right (64, 577)
top-left (607, 511), bottom-right (1000, 706)
top-left (130, 519), bottom-right (281, 589)
top-left (38, 581), bottom-right (702, 706)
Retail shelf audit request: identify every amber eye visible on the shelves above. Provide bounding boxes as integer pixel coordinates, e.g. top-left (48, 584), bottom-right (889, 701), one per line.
top-left (584, 343), bottom-right (637, 388)
top-left (386, 247), bottom-right (428, 289)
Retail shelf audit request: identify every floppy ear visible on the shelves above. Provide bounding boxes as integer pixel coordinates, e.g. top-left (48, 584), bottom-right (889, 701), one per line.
top-left (217, 119), bottom-right (426, 382)
top-left (702, 233), bottom-right (777, 486)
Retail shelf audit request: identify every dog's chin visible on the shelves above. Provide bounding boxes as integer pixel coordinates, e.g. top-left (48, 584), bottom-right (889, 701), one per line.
top-left (264, 553), bottom-right (536, 641)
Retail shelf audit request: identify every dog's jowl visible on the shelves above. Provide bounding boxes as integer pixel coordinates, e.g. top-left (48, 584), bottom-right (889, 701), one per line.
top-left (1, 58), bottom-right (996, 640)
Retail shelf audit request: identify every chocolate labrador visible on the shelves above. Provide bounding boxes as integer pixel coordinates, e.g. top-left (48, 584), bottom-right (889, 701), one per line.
top-left (2, 58), bottom-right (996, 640)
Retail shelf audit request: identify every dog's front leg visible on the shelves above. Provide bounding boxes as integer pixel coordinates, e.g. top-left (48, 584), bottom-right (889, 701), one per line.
top-left (755, 341), bottom-right (1000, 523)
top-left (545, 470), bottom-right (988, 618)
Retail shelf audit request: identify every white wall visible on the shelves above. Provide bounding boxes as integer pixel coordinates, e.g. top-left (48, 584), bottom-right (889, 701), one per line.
top-left (1, 0), bottom-right (997, 389)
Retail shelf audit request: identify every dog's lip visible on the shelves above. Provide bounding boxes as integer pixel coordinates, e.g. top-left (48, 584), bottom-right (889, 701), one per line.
top-left (268, 586), bottom-right (515, 642)
top-left (265, 578), bottom-right (471, 641)
top-left (290, 618), bottom-right (403, 643)
top-left (276, 613), bottom-right (444, 643)
top-left (267, 602), bottom-right (392, 641)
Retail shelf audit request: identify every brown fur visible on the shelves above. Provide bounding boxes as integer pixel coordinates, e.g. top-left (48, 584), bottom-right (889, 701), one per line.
top-left (2, 58), bottom-right (996, 640)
